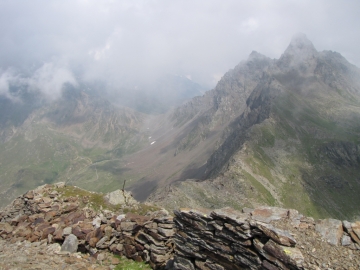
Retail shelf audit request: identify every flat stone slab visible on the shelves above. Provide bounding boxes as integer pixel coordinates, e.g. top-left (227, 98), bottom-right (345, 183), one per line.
top-left (251, 207), bottom-right (289, 223)
top-left (252, 221), bottom-right (296, 247)
top-left (315, 219), bottom-right (343, 246)
top-left (211, 207), bottom-right (249, 225)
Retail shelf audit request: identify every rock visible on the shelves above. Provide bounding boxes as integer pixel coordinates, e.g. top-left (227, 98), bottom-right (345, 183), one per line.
top-left (0, 222), bottom-right (13, 234)
top-left (104, 226), bottom-right (112, 238)
top-left (173, 256), bottom-right (195, 270)
top-left (351, 221), bottom-right (360, 239)
top-left (135, 231), bottom-right (164, 246)
top-left (343, 220), bottom-right (352, 232)
top-left (349, 231), bottom-right (360, 244)
top-left (116, 243), bottom-right (124, 251)
top-left (92, 217), bottom-right (101, 228)
top-left (315, 219), bottom-right (343, 245)
top-left (96, 236), bottom-right (109, 248)
top-left (104, 189), bottom-right (138, 206)
top-left (62, 203), bottom-right (78, 214)
top-left (24, 190), bottom-right (34, 199)
top-left (342, 235), bottom-right (352, 246)
top-left (4, 183), bottom-right (360, 270)
top-left (157, 227), bottom-right (175, 237)
top-left (253, 222), bottom-right (296, 247)
top-left (211, 207), bottom-right (249, 225)
top-left (41, 226), bottom-right (55, 240)
top-left (111, 257), bottom-right (120, 264)
top-left (120, 222), bottom-right (136, 231)
top-left (125, 212), bottom-right (150, 225)
top-left (251, 207), bottom-right (289, 223)
top-left (150, 252), bottom-right (170, 263)
top-left (97, 252), bottom-right (106, 261)
top-left (54, 182), bottom-right (66, 188)
top-left (262, 260), bottom-right (279, 270)
top-left (124, 244), bottom-right (137, 257)
top-left (116, 214), bottom-right (126, 221)
top-left (62, 226), bottom-right (72, 236)
top-left (263, 239), bottom-right (304, 269)
top-left (61, 234), bottom-right (78, 253)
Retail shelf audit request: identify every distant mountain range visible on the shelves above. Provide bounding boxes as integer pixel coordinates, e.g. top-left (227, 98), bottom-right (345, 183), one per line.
top-left (1, 34), bottom-right (360, 221)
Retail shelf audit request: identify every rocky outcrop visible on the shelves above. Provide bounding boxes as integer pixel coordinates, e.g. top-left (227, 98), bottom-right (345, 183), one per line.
top-left (1, 184), bottom-right (360, 269)
top-left (0, 183), bottom-right (174, 269)
top-left (173, 207), bottom-right (360, 270)
top-left (104, 189), bottom-right (139, 207)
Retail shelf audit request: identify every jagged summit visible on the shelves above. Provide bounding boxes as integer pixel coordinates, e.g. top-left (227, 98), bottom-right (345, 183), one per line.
top-left (248, 50), bottom-right (269, 61)
top-left (286, 33), bottom-right (317, 55)
top-left (289, 33), bottom-right (316, 50)
top-left (278, 33), bottom-right (318, 71)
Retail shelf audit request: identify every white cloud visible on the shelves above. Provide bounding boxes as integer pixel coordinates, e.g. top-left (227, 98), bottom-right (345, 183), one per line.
top-left (0, 0), bottom-right (360, 91)
top-left (29, 62), bottom-right (77, 100)
top-left (0, 70), bottom-right (15, 100)
top-left (239, 18), bottom-right (259, 33)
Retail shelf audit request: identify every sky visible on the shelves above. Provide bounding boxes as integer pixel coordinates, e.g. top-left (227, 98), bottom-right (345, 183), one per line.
top-left (0, 0), bottom-right (359, 99)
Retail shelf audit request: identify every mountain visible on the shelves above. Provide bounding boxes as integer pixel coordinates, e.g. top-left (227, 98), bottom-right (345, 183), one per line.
top-left (146, 34), bottom-right (360, 220)
top-left (1, 34), bottom-right (360, 221)
top-left (0, 84), bottom-right (147, 206)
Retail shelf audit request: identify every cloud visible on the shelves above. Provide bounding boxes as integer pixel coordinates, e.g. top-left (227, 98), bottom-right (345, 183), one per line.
top-left (0, 0), bottom-right (359, 92)
top-left (0, 70), bottom-right (17, 101)
top-left (28, 62), bottom-right (78, 100)
top-left (239, 18), bottom-right (259, 33)
top-left (0, 62), bottom-right (77, 101)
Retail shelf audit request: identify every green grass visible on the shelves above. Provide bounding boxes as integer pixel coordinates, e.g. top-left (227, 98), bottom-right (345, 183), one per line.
top-left (241, 170), bottom-right (276, 206)
top-left (115, 256), bottom-right (152, 270)
top-left (56, 185), bottom-right (160, 214)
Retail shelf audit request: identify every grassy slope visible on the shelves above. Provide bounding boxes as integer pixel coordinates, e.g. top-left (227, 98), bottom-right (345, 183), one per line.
top-left (0, 119), bottom-right (146, 207)
top-left (232, 84), bottom-right (360, 219)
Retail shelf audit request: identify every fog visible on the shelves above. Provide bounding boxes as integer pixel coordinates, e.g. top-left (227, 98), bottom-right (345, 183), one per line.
top-left (0, 0), bottom-right (359, 100)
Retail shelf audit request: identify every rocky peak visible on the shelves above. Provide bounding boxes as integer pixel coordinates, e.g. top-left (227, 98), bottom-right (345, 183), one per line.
top-left (285, 33), bottom-right (317, 56)
top-left (248, 50), bottom-right (270, 61)
top-left (277, 33), bottom-right (318, 71)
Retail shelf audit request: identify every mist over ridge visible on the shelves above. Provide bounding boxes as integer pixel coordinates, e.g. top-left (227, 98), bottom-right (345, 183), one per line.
top-left (1, 0), bottom-right (360, 107)
top-left (1, 2), bottom-right (360, 221)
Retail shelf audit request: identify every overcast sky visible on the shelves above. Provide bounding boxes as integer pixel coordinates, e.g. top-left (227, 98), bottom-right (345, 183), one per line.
top-left (0, 0), bottom-right (359, 98)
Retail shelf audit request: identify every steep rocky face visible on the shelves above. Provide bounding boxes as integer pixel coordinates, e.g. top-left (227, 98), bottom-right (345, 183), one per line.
top-left (122, 51), bottom-right (274, 201)
top-left (150, 34), bottom-right (360, 220)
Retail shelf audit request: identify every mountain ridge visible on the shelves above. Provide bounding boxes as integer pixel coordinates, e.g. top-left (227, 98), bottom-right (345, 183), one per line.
top-left (1, 34), bottom-right (360, 221)
top-left (147, 34), bottom-right (360, 220)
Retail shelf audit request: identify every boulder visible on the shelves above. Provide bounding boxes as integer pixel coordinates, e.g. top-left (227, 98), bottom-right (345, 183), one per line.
top-left (104, 190), bottom-right (138, 206)
top-left (61, 234), bottom-right (78, 253)
top-left (252, 222), bottom-right (296, 247)
top-left (315, 219), bottom-right (343, 246)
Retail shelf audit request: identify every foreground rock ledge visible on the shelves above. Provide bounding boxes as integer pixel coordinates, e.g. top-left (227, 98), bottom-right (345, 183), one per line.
top-left (1, 184), bottom-right (360, 269)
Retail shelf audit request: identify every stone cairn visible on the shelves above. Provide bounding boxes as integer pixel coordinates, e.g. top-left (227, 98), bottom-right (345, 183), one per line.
top-left (172, 207), bottom-right (360, 270)
top-left (1, 183), bottom-right (360, 269)
top-left (0, 183), bottom-right (174, 269)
